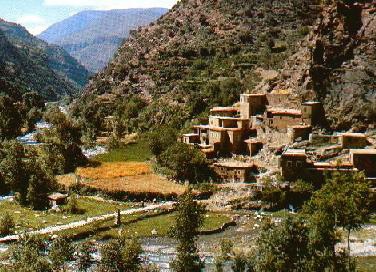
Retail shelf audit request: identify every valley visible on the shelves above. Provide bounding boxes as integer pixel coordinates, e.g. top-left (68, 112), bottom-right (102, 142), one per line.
top-left (0, 0), bottom-right (375, 271)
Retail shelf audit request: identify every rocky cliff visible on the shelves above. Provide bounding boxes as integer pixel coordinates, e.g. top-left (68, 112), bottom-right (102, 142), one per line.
top-left (262, 1), bottom-right (376, 130)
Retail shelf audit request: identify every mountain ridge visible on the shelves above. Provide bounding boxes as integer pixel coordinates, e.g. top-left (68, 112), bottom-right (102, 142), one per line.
top-left (39, 8), bottom-right (168, 73)
top-left (0, 19), bottom-right (89, 101)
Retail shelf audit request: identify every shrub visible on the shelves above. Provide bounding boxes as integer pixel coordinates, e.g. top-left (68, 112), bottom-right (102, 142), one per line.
top-left (158, 143), bottom-right (211, 183)
top-left (0, 212), bottom-right (15, 236)
top-left (65, 194), bottom-right (84, 214)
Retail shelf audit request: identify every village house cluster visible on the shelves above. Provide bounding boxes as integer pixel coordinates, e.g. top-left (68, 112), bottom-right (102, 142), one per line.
top-left (181, 91), bottom-right (376, 184)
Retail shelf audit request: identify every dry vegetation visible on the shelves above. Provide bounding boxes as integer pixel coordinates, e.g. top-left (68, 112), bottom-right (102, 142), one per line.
top-left (57, 162), bottom-right (186, 195)
top-left (76, 162), bottom-right (152, 179)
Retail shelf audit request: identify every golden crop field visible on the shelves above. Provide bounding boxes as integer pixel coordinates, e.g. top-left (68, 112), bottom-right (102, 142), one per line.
top-left (76, 162), bottom-right (152, 179)
top-left (57, 162), bottom-right (186, 195)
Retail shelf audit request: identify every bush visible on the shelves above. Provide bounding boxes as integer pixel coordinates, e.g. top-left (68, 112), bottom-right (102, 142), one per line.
top-left (0, 212), bottom-right (15, 236)
top-left (158, 143), bottom-right (211, 183)
top-left (99, 237), bottom-right (143, 272)
top-left (65, 194), bottom-right (84, 214)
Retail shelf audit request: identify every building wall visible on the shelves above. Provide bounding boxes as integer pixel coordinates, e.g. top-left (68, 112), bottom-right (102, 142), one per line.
top-left (287, 126), bottom-right (312, 143)
top-left (341, 136), bottom-right (367, 149)
top-left (246, 142), bottom-right (263, 156)
top-left (222, 119), bottom-right (238, 128)
top-left (280, 155), bottom-right (309, 181)
top-left (209, 116), bottom-right (222, 127)
top-left (267, 115), bottom-right (302, 131)
top-left (239, 95), bottom-right (266, 119)
top-left (301, 103), bottom-right (323, 126)
top-left (351, 153), bottom-right (376, 177)
top-left (213, 166), bottom-right (254, 183)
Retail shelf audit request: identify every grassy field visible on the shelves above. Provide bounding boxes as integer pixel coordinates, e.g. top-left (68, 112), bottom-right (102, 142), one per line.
top-left (0, 198), bottom-right (129, 234)
top-left (94, 138), bottom-right (151, 163)
top-left (58, 162), bottom-right (186, 196)
top-left (356, 256), bottom-right (376, 272)
top-left (56, 211), bottom-right (232, 240)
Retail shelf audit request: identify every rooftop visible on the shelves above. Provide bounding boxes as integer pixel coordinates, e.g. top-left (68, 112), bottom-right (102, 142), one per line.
top-left (209, 126), bottom-right (243, 132)
top-left (288, 125), bottom-right (312, 129)
top-left (183, 133), bottom-right (199, 137)
top-left (241, 93), bottom-right (266, 97)
top-left (302, 101), bottom-right (321, 105)
top-left (341, 133), bottom-right (367, 138)
top-left (244, 139), bottom-right (263, 144)
top-left (48, 193), bottom-right (68, 201)
top-left (210, 116), bottom-right (248, 121)
top-left (350, 149), bottom-right (376, 155)
top-left (282, 149), bottom-right (307, 157)
top-left (267, 108), bottom-right (302, 116)
top-left (214, 161), bottom-right (255, 168)
top-left (210, 107), bottom-right (239, 113)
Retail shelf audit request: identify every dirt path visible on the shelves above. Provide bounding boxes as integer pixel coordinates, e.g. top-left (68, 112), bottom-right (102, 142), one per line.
top-left (0, 202), bottom-right (174, 243)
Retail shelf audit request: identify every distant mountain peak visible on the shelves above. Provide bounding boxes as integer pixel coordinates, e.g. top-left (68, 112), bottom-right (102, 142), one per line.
top-left (39, 8), bottom-right (168, 73)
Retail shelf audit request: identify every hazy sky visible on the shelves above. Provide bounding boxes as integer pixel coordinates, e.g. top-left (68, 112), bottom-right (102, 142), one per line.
top-left (0, 0), bottom-right (178, 35)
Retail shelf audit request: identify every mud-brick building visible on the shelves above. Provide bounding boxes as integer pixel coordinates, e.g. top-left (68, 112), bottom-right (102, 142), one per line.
top-left (182, 133), bottom-right (200, 145)
top-left (279, 149), bottom-right (310, 181)
top-left (350, 149), bottom-right (376, 177)
top-left (287, 125), bottom-right (312, 143)
top-left (340, 133), bottom-right (368, 149)
top-left (212, 161), bottom-right (257, 183)
top-left (301, 101), bottom-right (323, 126)
top-left (265, 108), bottom-right (303, 131)
top-left (244, 139), bottom-right (263, 156)
top-left (239, 94), bottom-right (266, 119)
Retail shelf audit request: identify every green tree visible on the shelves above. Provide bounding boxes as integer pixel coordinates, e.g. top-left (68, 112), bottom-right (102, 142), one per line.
top-left (0, 212), bottom-right (15, 237)
top-left (0, 95), bottom-right (22, 140)
top-left (65, 194), bottom-right (83, 214)
top-left (0, 141), bottom-right (29, 204)
top-left (26, 157), bottom-right (56, 210)
top-left (252, 216), bottom-right (310, 272)
top-left (304, 172), bottom-right (370, 267)
top-left (99, 237), bottom-right (143, 272)
top-left (49, 236), bottom-right (74, 270)
top-left (147, 126), bottom-right (178, 158)
top-left (170, 189), bottom-right (206, 272)
top-left (159, 142), bottom-right (210, 183)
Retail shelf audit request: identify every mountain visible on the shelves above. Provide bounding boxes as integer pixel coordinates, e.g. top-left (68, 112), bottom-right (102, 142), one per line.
top-left (0, 19), bottom-right (89, 101)
top-left (39, 8), bottom-right (168, 73)
top-left (77, 0), bottom-right (376, 132)
top-left (258, 1), bottom-right (376, 130)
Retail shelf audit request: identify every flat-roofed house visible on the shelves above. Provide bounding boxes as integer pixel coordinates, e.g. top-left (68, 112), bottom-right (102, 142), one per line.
top-left (340, 133), bottom-right (368, 149)
top-left (287, 125), bottom-right (312, 143)
top-left (239, 94), bottom-right (267, 119)
top-left (280, 149), bottom-right (309, 181)
top-left (212, 161), bottom-right (257, 183)
top-left (350, 149), bottom-right (376, 177)
top-left (266, 108), bottom-right (303, 131)
top-left (182, 133), bottom-right (200, 145)
top-left (244, 139), bottom-right (263, 156)
top-left (301, 101), bottom-right (323, 126)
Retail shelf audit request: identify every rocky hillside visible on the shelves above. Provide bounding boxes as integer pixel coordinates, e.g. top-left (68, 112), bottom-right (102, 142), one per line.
top-left (79, 0), bottom-right (376, 132)
top-left (77, 0), bottom-right (321, 131)
top-left (0, 19), bottom-right (89, 101)
top-left (259, 1), bottom-right (376, 130)
top-left (39, 8), bottom-right (168, 73)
